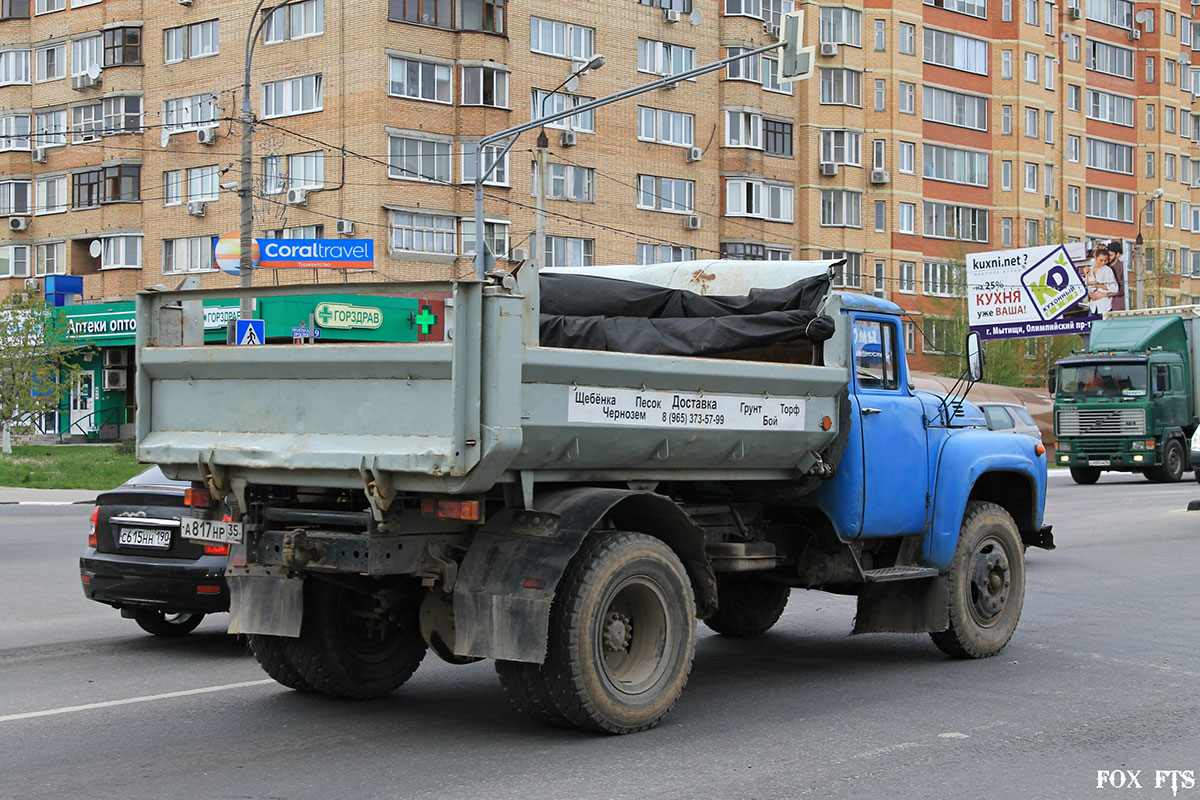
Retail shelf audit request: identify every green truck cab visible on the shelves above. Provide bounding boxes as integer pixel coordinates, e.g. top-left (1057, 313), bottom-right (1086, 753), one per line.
top-left (1052, 308), bottom-right (1200, 485)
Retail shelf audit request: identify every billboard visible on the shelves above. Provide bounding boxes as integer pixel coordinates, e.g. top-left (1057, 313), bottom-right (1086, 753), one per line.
top-left (212, 234), bottom-right (374, 274)
top-left (967, 242), bottom-right (1104, 340)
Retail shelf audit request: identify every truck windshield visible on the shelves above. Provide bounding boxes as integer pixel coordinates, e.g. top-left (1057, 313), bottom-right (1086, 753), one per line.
top-left (1058, 363), bottom-right (1147, 398)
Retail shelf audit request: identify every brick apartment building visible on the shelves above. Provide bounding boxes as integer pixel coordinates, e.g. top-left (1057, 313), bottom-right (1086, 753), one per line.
top-left (2, 0), bottom-right (1200, 383)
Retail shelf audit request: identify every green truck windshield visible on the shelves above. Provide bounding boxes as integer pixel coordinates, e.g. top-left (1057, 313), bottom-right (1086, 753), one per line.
top-left (1059, 363), bottom-right (1147, 398)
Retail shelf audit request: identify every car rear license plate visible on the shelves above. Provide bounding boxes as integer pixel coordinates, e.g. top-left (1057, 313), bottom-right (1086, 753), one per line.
top-left (117, 527), bottom-right (172, 549)
top-left (181, 516), bottom-right (244, 545)
top-left (1088, 459), bottom-right (1111, 467)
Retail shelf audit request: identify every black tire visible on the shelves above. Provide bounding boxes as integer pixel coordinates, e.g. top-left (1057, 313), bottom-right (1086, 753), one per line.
top-left (289, 578), bottom-right (427, 699)
top-left (543, 531), bottom-right (695, 734)
top-left (247, 635), bottom-right (317, 692)
top-left (930, 501), bottom-right (1025, 659)
top-left (1069, 466), bottom-right (1101, 485)
top-left (495, 660), bottom-right (572, 728)
top-left (703, 577), bottom-right (790, 637)
top-left (1148, 439), bottom-right (1185, 483)
top-left (133, 609), bottom-right (204, 636)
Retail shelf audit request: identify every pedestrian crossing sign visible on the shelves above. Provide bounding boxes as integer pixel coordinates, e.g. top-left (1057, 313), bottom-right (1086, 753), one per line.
top-left (235, 319), bottom-right (265, 346)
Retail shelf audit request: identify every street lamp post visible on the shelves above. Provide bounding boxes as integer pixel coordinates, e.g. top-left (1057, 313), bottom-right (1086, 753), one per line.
top-left (1134, 187), bottom-right (1164, 309)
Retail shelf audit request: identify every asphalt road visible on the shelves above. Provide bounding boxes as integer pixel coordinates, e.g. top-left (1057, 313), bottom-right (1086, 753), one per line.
top-left (2, 471), bottom-right (1198, 800)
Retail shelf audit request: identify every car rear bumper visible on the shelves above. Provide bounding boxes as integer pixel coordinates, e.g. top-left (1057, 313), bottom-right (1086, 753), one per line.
top-left (80, 550), bottom-right (229, 613)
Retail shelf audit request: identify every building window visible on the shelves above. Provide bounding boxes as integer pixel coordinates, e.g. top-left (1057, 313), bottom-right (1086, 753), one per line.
top-left (461, 143), bottom-right (509, 186)
top-left (70, 103), bottom-right (102, 143)
top-left (873, 201), bottom-right (885, 232)
top-left (1001, 50), bottom-right (1012, 79)
top-left (720, 242), bottom-right (765, 260)
top-left (388, 134), bottom-right (451, 182)
top-left (899, 22), bottom-right (915, 55)
top-left (545, 235), bottom-right (593, 267)
top-left (34, 175), bottom-right (65, 214)
top-left (1086, 88), bottom-right (1134, 126)
top-left (1087, 39), bottom-right (1134, 80)
top-left (263, 0), bottom-right (323, 44)
top-left (1068, 84), bottom-right (1081, 111)
top-left (819, 68), bottom-right (862, 106)
top-left (1066, 135), bottom-right (1080, 162)
top-left (898, 82), bottom-right (915, 114)
top-left (1146, 56), bottom-right (1155, 83)
top-left (1086, 0), bottom-right (1133, 28)
top-left (638, 175), bottom-right (695, 213)
top-left (460, 0), bottom-right (506, 31)
top-left (762, 54), bottom-right (792, 94)
top-left (1086, 137), bottom-right (1134, 174)
top-left (874, 79), bottom-right (886, 111)
top-left (638, 38), bottom-right (695, 78)
top-left (923, 86), bottom-right (988, 131)
top-left (186, 165), bottom-right (218, 202)
top-left (1166, 105), bottom-right (1177, 134)
top-left (766, 247), bottom-right (792, 261)
top-left (262, 74), bottom-right (322, 118)
top-left (164, 19), bottom-right (219, 63)
top-left (1147, 104), bottom-right (1156, 130)
top-left (71, 170), bottom-right (101, 209)
top-left (1085, 187), bottom-right (1134, 222)
top-left (726, 47), bottom-right (762, 83)
top-left (1001, 105), bottom-right (1012, 135)
top-left (0, 245), bottom-right (31, 278)
top-left (899, 260), bottom-right (916, 292)
top-left (1044, 110), bottom-right (1054, 143)
top-left (163, 170), bottom-right (181, 206)
top-left (103, 27), bottom-right (141, 67)
top-left (34, 110), bottom-right (66, 148)
top-left (0, 49), bottom-right (30, 86)
top-left (1001, 160), bottom-right (1012, 190)
top-left (925, 0), bottom-right (986, 18)
top-left (1000, 217), bottom-right (1013, 247)
top-left (388, 56), bottom-right (451, 103)
top-left (819, 7), bottom-right (862, 47)
top-left (0, 180), bottom-right (30, 215)
top-left (872, 139), bottom-right (885, 170)
top-left (102, 164), bottom-right (140, 203)
top-left (534, 162), bottom-right (594, 202)
top-left (101, 235), bottom-right (142, 270)
top-left (873, 261), bottom-right (886, 297)
top-left (462, 66), bottom-right (508, 108)
top-left (162, 237), bottom-right (215, 274)
top-left (923, 143), bottom-right (988, 187)
top-left (728, 179), bottom-right (794, 222)
top-left (923, 261), bottom-right (962, 298)
top-left (1025, 52), bottom-right (1038, 83)
top-left (103, 96), bottom-right (143, 135)
top-left (923, 28), bottom-right (989, 75)
top-left (1166, 203), bottom-right (1176, 229)
top-left (388, 0), bottom-right (451, 29)
top-left (637, 107), bottom-right (694, 147)
top-left (899, 202), bottom-right (915, 234)
top-left (390, 212), bottom-right (456, 254)
top-left (923, 317), bottom-right (954, 354)
top-left (820, 189), bottom-right (862, 227)
top-left (1024, 107), bottom-right (1038, 138)
top-left (1146, 151), bottom-right (1155, 177)
top-left (70, 35), bottom-right (100, 77)
top-left (923, 202), bottom-right (988, 242)
top-left (35, 242), bottom-right (65, 276)
top-left (874, 19), bottom-right (885, 51)
top-left (764, 119), bottom-right (792, 157)
top-left (823, 251), bottom-right (863, 290)
top-left (0, 114), bottom-right (31, 151)
top-left (820, 129), bottom-right (861, 165)
top-left (898, 141), bottom-right (914, 173)
top-left (1024, 162), bottom-right (1038, 192)
top-left (34, 43), bottom-right (64, 82)
top-left (638, 244), bottom-right (696, 265)
top-left (163, 93), bottom-right (218, 133)
top-left (531, 90), bottom-right (594, 132)
top-left (725, 110), bottom-right (762, 148)
top-left (530, 17), bottom-right (593, 60)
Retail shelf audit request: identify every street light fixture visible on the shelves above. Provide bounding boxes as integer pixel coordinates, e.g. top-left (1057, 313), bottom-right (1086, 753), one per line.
top-left (1134, 187), bottom-right (1164, 309)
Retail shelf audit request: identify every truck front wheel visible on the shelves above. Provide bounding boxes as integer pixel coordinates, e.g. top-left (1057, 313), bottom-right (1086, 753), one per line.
top-left (930, 502), bottom-right (1025, 659)
top-left (1069, 466), bottom-right (1101, 485)
top-left (289, 577), bottom-right (427, 699)
top-left (703, 577), bottom-right (790, 637)
top-left (1147, 439), bottom-right (1185, 483)
top-left (544, 531), bottom-right (696, 734)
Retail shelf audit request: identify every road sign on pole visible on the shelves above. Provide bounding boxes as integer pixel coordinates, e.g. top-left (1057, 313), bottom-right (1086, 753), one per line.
top-left (778, 11), bottom-right (814, 83)
top-left (235, 319), bottom-right (265, 345)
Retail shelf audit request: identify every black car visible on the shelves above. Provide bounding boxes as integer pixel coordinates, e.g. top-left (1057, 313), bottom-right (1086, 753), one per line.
top-left (80, 466), bottom-right (229, 636)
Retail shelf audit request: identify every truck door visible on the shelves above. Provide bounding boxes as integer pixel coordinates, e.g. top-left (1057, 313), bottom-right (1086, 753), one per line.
top-left (852, 317), bottom-right (930, 537)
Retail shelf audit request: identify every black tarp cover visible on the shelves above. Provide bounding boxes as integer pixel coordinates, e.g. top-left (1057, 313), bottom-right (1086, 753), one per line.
top-left (539, 271), bottom-right (836, 356)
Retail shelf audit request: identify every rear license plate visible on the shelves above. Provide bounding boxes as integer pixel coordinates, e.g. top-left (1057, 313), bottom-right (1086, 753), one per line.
top-left (1088, 459), bottom-right (1111, 467)
top-left (117, 527), bottom-right (172, 549)
top-left (181, 516), bottom-right (244, 545)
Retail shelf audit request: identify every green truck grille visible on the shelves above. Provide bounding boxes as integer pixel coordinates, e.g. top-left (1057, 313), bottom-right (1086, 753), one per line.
top-left (1071, 438), bottom-right (1126, 454)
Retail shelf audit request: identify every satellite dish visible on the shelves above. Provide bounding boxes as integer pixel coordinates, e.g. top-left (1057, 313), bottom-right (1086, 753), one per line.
top-left (689, 7), bottom-right (703, 25)
top-left (160, 128), bottom-right (171, 148)
top-left (1061, 32), bottom-right (1072, 42)
top-left (1135, 10), bottom-right (1149, 23)
top-left (88, 240), bottom-right (102, 258)
top-left (564, 74), bottom-right (579, 92)
top-left (86, 63), bottom-right (101, 81)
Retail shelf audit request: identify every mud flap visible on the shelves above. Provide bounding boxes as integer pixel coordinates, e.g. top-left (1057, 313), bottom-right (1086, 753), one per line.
top-left (852, 575), bottom-right (949, 635)
top-left (226, 570), bottom-right (304, 637)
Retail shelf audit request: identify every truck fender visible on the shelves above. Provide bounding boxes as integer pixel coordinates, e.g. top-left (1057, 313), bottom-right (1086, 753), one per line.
top-left (452, 488), bottom-right (716, 664)
top-left (924, 432), bottom-right (1046, 569)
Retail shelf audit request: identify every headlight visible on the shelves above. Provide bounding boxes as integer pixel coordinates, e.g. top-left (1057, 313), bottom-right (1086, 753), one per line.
top-left (1057, 441), bottom-right (1069, 452)
top-left (1059, 455), bottom-right (1070, 463)
top-left (1132, 441), bottom-right (1145, 450)
top-left (1133, 454), bottom-right (1144, 462)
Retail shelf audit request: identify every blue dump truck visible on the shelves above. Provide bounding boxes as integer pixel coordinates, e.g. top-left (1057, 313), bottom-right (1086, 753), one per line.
top-left (134, 260), bottom-right (1050, 734)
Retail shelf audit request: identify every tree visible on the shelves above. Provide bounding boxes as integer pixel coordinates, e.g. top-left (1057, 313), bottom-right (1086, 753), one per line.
top-left (0, 292), bottom-right (87, 454)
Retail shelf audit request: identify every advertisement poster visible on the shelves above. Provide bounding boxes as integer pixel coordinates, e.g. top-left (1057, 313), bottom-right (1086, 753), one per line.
top-left (966, 242), bottom-right (1123, 340)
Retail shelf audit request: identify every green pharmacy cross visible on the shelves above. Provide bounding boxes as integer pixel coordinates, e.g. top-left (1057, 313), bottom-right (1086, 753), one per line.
top-left (415, 306), bottom-right (438, 335)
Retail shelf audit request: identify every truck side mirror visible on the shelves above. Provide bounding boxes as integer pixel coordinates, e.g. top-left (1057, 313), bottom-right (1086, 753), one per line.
top-left (1047, 370), bottom-right (1057, 395)
top-left (965, 331), bottom-right (984, 383)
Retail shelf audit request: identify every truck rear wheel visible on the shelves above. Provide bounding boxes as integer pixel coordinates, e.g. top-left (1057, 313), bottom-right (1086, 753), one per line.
top-left (290, 578), bottom-right (427, 699)
top-left (1147, 439), bottom-right (1185, 483)
top-left (703, 577), bottom-right (790, 637)
top-left (543, 531), bottom-right (695, 734)
top-left (1069, 466), bottom-right (1101, 485)
top-left (495, 660), bottom-right (572, 727)
top-left (247, 635), bottom-right (316, 692)
top-left (930, 501), bottom-right (1025, 660)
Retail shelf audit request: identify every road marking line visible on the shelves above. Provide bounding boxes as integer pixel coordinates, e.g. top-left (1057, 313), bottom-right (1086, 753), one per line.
top-left (0, 679), bottom-right (275, 723)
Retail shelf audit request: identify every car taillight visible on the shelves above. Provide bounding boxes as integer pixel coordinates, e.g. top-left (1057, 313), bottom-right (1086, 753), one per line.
top-left (184, 487), bottom-right (214, 508)
top-left (88, 507), bottom-right (98, 547)
top-left (203, 543), bottom-right (229, 556)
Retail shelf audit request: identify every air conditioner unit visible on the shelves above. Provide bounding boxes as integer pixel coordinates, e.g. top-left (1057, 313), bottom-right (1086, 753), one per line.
top-left (820, 162), bottom-right (839, 177)
top-left (510, 247), bottom-right (529, 263)
top-left (70, 73), bottom-right (99, 90)
top-left (560, 130), bottom-right (577, 147)
top-left (1128, 28), bottom-right (1142, 41)
top-left (32, 148), bottom-right (47, 163)
top-left (662, 79), bottom-right (678, 90)
top-left (335, 218), bottom-right (354, 235)
top-left (8, 217), bottom-right (28, 232)
top-left (1068, 7), bottom-right (1082, 18)
top-left (24, 278), bottom-right (39, 292)
top-left (764, 21), bottom-right (781, 39)
top-left (686, 146), bottom-right (703, 163)
top-left (870, 169), bottom-right (891, 184)
top-left (684, 214), bottom-right (702, 230)
top-left (102, 369), bottom-right (127, 392)
top-left (820, 42), bottom-right (839, 57)
top-left (286, 187), bottom-right (309, 205)
top-left (186, 201), bottom-right (206, 217)
top-left (664, 8), bottom-right (681, 22)
top-left (196, 127), bottom-right (216, 145)
top-left (104, 348), bottom-right (128, 368)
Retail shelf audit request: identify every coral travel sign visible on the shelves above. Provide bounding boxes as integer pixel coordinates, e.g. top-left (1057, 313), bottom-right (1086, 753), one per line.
top-left (258, 239), bottom-right (374, 270)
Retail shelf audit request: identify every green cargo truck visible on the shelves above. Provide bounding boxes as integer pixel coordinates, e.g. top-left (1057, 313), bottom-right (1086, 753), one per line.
top-left (1052, 307), bottom-right (1200, 485)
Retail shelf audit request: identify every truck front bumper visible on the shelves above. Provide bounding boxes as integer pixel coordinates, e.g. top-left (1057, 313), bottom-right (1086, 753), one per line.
top-left (1055, 440), bottom-right (1158, 472)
